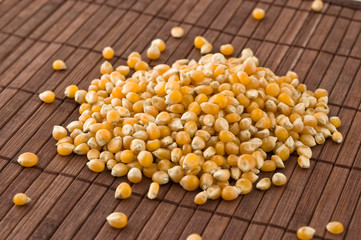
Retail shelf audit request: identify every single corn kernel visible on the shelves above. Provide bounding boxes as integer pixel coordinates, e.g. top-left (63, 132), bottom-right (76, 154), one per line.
top-left (194, 36), bottom-right (206, 49)
top-left (298, 155), bottom-right (311, 169)
top-left (194, 191), bottom-right (208, 205)
top-left (52, 60), bottom-right (66, 70)
top-left (220, 44), bottom-right (234, 56)
top-left (201, 42), bottom-right (212, 54)
top-left (64, 85), bottom-right (79, 98)
top-left (187, 233), bottom-right (202, 240)
top-left (252, 8), bottom-right (265, 20)
top-left (52, 125), bottom-right (67, 141)
top-left (329, 116), bottom-right (341, 128)
top-left (311, 0), bottom-right (323, 12)
top-left (221, 186), bottom-right (240, 201)
top-left (272, 172), bottom-right (287, 186)
top-left (127, 167), bottom-right (142, 183)
top-left (147, 182), bottom-right (160, 199)
top-left (147, 45), bottom-right (161, 60)
top-left (171, 26), bottom-right (184, 38)
top-left (87, 159), bottom-right (105, 172)
top-left (102, 46), bottom-right (114, 59)
top-left (326, 221), bottom-right (344, 235)
top-left (152, 39), bottom-right (166, 52)
top-left (57, 143), bottom-right (75, 156)
top-left (39, 91), bottom-right (55, 103)
top-left (106, 212), bottom-right (127, 229)
top-left (100, 61), bottom-right (113, 74)
top-left (180, 175), bottom-right (199, 191)
top-left (256, 178), bottom-right (271, 190)
top-left (115, 182), bottom-right (132, 199)
top-left (332, 131), bottom-right (343, 143)
top-left (297, 226), bottom-right (315, 240)
top-left (235, 178), bottom-right (253, 194)
top-left (13, 193), bottom-right (31, 206)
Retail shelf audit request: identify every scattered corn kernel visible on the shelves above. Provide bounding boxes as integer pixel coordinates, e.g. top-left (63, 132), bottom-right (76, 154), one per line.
top-left (64, 85), bottom-right (79, 98)
top-left (147, 182), bottom-right (159, 199)
top-left (115, 182), bottom-right (132, 199)
top-left (252, 8), bottom-right (265, 20)
top-left (220, 44), bottom-right (234, 56)
top-left (256, 178), bottom-right (271, 190)
top-left (326, 221), bottom-right (344, 235)
top-left (17, 152), bottom-right (38, 167)
top-left (147, 45), bottom-right (161, 60)
top-left (272, 172), bottom-right (287, 186)
top-left (152, 39), bottom-right (166, 52)
top-left (106, 212), bottom-right (127, 229)
top-left (311, 0), bottom-right (323, 12)
top-left (187, 233), bottom-right (202, 240)
top-left (297, 226), bottom-right (315, 240)
top-left (87, 159), bottom-right (105, 172)
top-left (13, 193), bottom-right (31, 206)
top-left (102, 46), bottom-right (114, 59)
top-left (52, 60), bottom-right (66, 70)
top-left (171, 26), bottom-right (184, 38)
top-left (39, 90), bottom-right (55, 103)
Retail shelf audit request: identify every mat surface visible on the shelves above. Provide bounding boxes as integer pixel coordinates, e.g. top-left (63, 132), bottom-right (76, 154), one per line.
top-left (0, 0), bottom-right (361, 239)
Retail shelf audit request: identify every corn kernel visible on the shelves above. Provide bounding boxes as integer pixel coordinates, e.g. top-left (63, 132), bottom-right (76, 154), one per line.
top-left (53, 60), bottom-right (66, 70)
top-left (326, 221), bottom-right (344, 235)
top-left (39, 90), bottom-right (55, 103)
top-left (252, 8), bottom-right (265, 20)
top-left (147, 182), bottom-right (160, 199)
top-left (115, 182), bottom-right (132, 199)
top-left (297, 226), bottom-right (315, 240)
top-left (106, 212), bottom-right (127, 229)
top-left (272, 172), bottom-right (287, 186)
top-left (87, 159), bottom-right (105, 172)
top-left (187, 233), bottom-right (202, 240)
top-left (256, 178), bottom-right (271, 190)
top-left (102, 46), bottom-right (114, 59)
top-left (171, 26), bottom-right (184, 38)
top-left (13, 193), bottom-right (31, 206)
top-left (311, 0), bottom-right (323, 12)
top-left (220, 44), bottom-right (234, 56)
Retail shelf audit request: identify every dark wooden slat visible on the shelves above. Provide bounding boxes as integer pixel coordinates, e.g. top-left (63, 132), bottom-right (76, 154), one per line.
top-left (303, 52), bottom-right (333, 90)
top-left (221, 218), bottom-right (249, 240)
top-left (202, 215), bottom-right (231, 240)
top-left (210, 0), bottom-right (243, 31)
top-left (178, 210), bottom-right (212, 239)
top-left (223, 1), bottom-right (257, 35)
top-left (261, 226), bottom-right (285, 240)
top-left (343, 68), bottom-right (361, 109)
top-left (242, 223), bottom-right (266, 240)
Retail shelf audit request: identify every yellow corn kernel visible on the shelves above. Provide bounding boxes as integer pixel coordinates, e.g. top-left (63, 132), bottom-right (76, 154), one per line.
top-left (134, 61), bottom-right (149, 71)
top-left (201, 42), bottom-right (212, 54)
top-left (238, 154), bottom-right (256, 172)
top-left (87, 159), bottom-right (105, 172)
top-left (194, 36), bottom-right (206, 49)
top-left (326, 221), bottom-right (344, 235)
top-left (180, 175), bottom-right (199, 191)
top-left (272, 172), bottom-right (287, 186)
top-left (57, 143), bottom-right (75, 156)
top-left (95, 129), bottom-right (112, 146)
top-left (221, 186), bottom-right (239, 201)
top-left (52, 125), bottom-right (67, 141)
top-left (213, 169), bottom-right (230, 182)
top-left (102, 46), bottom-right (114, 59)
top-left (116, 65), bottom-right (130, 76)
top-left (298, 155), bottom-right (311, 169)
top-left (147, 182), bottom-right (160, 199)
top-left (111, 163), bottom-right (128, 177)
top-left (74, 143), bottom-right (90, 155)
top-left (147, 45), bottom-right (161, 60)
top-left (220, 44), bottom-right (234, 56)
top-left (127, 167), bottom-right (142, 183)
top-left (332, 131), bottom-right (343, 143)
top-left (152, 171), bottom-right (169, 185)
top-left (39, 90), bottom-right (55, 103)
top-left (194, 191), bottom-right (207, 205)
top-left (168, 165), bottom-right (184, 183)
top-left (13, 193), bottom-right (31, 206)
top-left (311, 0), bottom-right (323, 12)
top-left (182, 153), bottom-right (200, 171)
top-left (52, 60), bottom-right (66, 70)
top-left (171, 26), bottom-right (184, 38)
top-left (100, 61), bottom-right (113, 74)
top-left (252, 8), bottom-right (265, 20)
top-left (187, 233), bottom-right (202, 240)
top-left (152, 39), bottom-right (166, 52)
top-left (297, 226), bottom-right (315, 240)
top-left (106, 212), bottom-right (127, 229)
top-left (256, 177), bottom-right (271, 190)
top-left (329, 116), bottom-right (341, 128)
top-left (235, 178), bottom-right (253, 194)
top-left (115, 182), bottom-right (132, 199)
top-left (64, 85), bottom-right (78, 98)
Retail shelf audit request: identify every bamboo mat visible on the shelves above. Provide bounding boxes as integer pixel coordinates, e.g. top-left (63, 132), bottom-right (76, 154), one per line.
top-left (0, 0), bottom-right (361, 239)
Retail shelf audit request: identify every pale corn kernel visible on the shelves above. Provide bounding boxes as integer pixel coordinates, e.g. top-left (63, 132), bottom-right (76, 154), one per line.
top-left (311, 0), bottom-right (323, 12)
top-left (147, 45), bottom-right (161, 60)
top-left (201, 42), bottom-right (212, 54)
top-left (326, 221), bottom-right (344, 235)
top-left (235, 178), bottom-right (253, 194)
top-left (57, 143), bottom-right (75, 156)
top-left (100, 61), bottom-right (113, 74)
top-left (64, 85), bottom-right (79, 98)
top-left (252, 8), bottom-right (265, 20)
top-left (53, 60), bottom-right (66, 70)
top-left (39, 91), bottom-right (55, 103)
top-left (332, 131), bottom-right (343, 143)
top-left (147, 182), bottom-right (160, 199)
top-left (127, 167), bottom-right (142, 183)
top-left (298, 155), bottom-right (311, 169)
top-left (220, 44), bottom-right (234, 56)
top-left (115, 182), bottom-right (132, 199)
top-left (102, 46), bottom-right (114, 59)
top-left (171, 26), bottom-right (184, 38)
top-left (187, 233), bottom-right (202, 240)
top-left (194, 191), bottom-right (208, 205)
top-left (13, 193), bottom-right (31, 206)
top-left (256, 178), bottom-right (271, 190)
top-left (329, 116), bottom-right (341, 128)
top-left (87, 159), bottom-right (105, 172)
top-left (152, 171), bottom-right (169, 185)
top-left (272, 172), bottom-right (287, 186)
top-left (152, 39), bottom-right (166, 52)
top-left (297, 226), bottom-right (315, 240)
top-left (111, 163), bottom-right (128, 177)
top-left (107, 159), bottom-right (117, 170)
top-left (106, 212), bottom-right (127, 229)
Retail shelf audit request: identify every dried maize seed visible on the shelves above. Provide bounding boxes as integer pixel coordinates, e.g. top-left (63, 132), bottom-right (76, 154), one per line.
top-left (194, 191), bottom-right (208, 205)
top-left (187, 233), bottom-right (202, 240)
top-left (221, 186), bottom-right (240, 201)
top-left (53, 60), bottom-right (66, 70)
top-left (152, 171), bottom-right (169, 185)
top-left (57, 143), bottom-right (75, 156)
top-left (272, 172), bottom-right (287, 186)
top-left (235, 178), bottom-right (253, 194)
top-left (194, 36), bottom-right (206, 49)
top-left (252, 8), bottom-right (265, 20)
top-left (297, 226), bottom-right (315, 240)
top-left (147, 182), bottom-right (160, 199)
top-left (39, 91), bottom-right (55, 103)
top-left (115, 182), bottom-right (132, 199)
top-left (220, 44), bottom-right (234, 56)
top-left (64, 85), bottom-right (78, 98)
top-left (111, 163), bottom-right (128, 177)
top-left (168, 165), bottom-right (184, 183)
top-left (200, 42), bottom-right (212, 54)
top-left (147, 45), bottom-right (161, 60)
top-left (311, 0), bottom-right (323, 12)
top-left (151, 39), bottom-right (166, 52)
top-left (13, 193), bottom-right (31, 206)
top-left (326, 221), bottom-right (344, 235)
top-left (332, 131), bottom-right (343, 143)
top-left (87, 159), bottom-right (105, 172)
top-left (171, 26), bottom-right (184, 38)
top-left (298, 155), bottom-right (311, 169)
top-left (127, 167), bottom-right (142, 183)
top-left (329, 116), bottom-right (341, 128)
top-left (256, 178), bottom-right (271, 190)
top-left (180, 175), bottom-right (199, 191)
top-left (102, 46), bottom-right (114, 59)
top-left (106, 212), bottom-right (127, 229)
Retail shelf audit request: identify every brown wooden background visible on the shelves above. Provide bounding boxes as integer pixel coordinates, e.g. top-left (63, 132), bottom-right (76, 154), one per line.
top-left (0, 0), bottom-right (361, 239)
